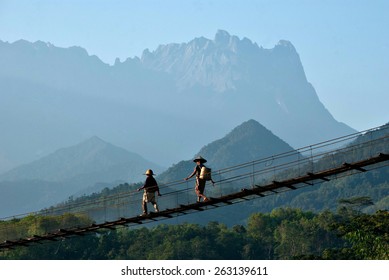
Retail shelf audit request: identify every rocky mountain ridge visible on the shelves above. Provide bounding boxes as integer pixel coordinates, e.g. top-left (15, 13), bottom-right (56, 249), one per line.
top-left (0, 30), bottom-right (355, 174)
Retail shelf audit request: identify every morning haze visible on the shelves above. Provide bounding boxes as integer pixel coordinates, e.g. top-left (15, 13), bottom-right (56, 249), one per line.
top-left (0, 30), bottom-right (354, 173)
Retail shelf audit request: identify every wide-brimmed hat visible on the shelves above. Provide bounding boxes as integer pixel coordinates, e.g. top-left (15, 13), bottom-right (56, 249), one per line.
top-left (144, 169), bottom-right (155, 175)
top-left (193, 156), bottom-right (207, 163)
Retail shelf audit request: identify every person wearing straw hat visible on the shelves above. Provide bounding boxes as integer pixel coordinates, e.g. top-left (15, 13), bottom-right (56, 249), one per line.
top-left (137, 169), bottom-right (161, 215)
top-left (185, 156), bottom-right (215, 202)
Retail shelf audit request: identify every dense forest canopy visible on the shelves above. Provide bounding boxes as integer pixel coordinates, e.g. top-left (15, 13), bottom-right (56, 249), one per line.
top-left (1, 206), bottom-right (388, 260)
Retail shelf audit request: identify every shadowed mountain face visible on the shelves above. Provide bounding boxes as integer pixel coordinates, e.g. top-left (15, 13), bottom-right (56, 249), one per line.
top-left (0, 30), bottom-right (354, 173)
top-left (197, 119), bottom-right (296, 169)
top-left (157, 119), bottom-right (297, 183)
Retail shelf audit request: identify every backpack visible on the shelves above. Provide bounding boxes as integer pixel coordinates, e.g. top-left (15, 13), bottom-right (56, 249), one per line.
top-left (199, 166), bottom-right (212, 181)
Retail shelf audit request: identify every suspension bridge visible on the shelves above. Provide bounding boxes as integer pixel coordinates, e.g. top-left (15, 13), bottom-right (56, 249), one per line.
top-left (1, 125), bottom-right (388, 250)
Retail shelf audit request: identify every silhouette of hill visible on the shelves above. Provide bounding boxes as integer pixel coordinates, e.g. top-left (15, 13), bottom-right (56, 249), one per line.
top-left (1, 136), bottom-right (163, 183)
top-left (198, 119), bottom-right (296, 169)
top-left (0, 137), bottom-right (164, 217)
top-left (157, 119), bottom-right (296, 183)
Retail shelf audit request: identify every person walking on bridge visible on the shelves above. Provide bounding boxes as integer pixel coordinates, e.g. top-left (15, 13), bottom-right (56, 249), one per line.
top-left (185, 156), bottom-right (215, 202)
top-left (137, 169), bottom-right (161, 215)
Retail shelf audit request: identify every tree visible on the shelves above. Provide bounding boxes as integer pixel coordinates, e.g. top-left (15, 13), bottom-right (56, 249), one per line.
top-left (336, 210), bottom-right (389, 259)
top-left (338, 196), bottom-right (374, 214)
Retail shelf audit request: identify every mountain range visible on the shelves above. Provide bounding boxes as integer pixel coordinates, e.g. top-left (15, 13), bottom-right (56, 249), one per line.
top-left (1, 117), bottom-right (387, 223)
top-left (40, 122), bottom-right (389, 227)
top-left (0, 119), bottom-right (295, 218)
top-left (0, 30), bottom-right (355, 174)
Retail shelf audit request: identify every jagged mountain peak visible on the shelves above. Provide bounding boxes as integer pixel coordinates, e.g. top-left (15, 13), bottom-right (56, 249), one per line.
top-left (213, 29), bottom-right (258, 53)
top-left (147, 30), bottom-right (259, 57)
top-left (214, 29), bottom-right (231, 41)
top-left (275, 39), bottom-right (296, 49)
top-left (0, 31), bottom-right (356, 176)
top-left (214, 29), bottom-right (236, 46)
top-left (139, 30), bottom-right (302, 92)
top-left (272, 40), bottom-right (299, 59)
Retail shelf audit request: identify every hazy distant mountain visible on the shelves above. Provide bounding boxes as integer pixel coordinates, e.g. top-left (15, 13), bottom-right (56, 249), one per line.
top-left (0, 136), bottom-right (164, 184)
top-left (140, 30), bottom-right (355, 144)
top-left (0, 137), bottom-right (164, 217)
top-left (157, 119), bottom-right (296, 183)
top-left (0, 30), bottom-right (355, 174)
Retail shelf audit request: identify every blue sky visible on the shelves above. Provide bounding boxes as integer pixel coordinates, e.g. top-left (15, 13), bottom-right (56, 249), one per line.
top-left (1, 0), bottom-right (388, 131)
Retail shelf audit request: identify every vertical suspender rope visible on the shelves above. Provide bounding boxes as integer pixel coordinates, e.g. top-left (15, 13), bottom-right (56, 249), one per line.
top-left (310, 146), bottom-right (314, 174)
top-left (251, 160), bottom-right (255, 189)
top-left (217, 170), bottom-right (222, 198)
top-left (186, 180), bottom-right (189, 205)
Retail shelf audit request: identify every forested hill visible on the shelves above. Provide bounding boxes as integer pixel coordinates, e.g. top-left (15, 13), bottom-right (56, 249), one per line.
top-left (157, 119), bottom-right (297, 183)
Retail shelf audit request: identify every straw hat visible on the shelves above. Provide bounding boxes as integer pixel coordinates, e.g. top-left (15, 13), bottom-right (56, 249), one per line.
top-left (193, 156), bottom-right (207, 163)
top-left (144, 169), bottom-right (155, 176)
